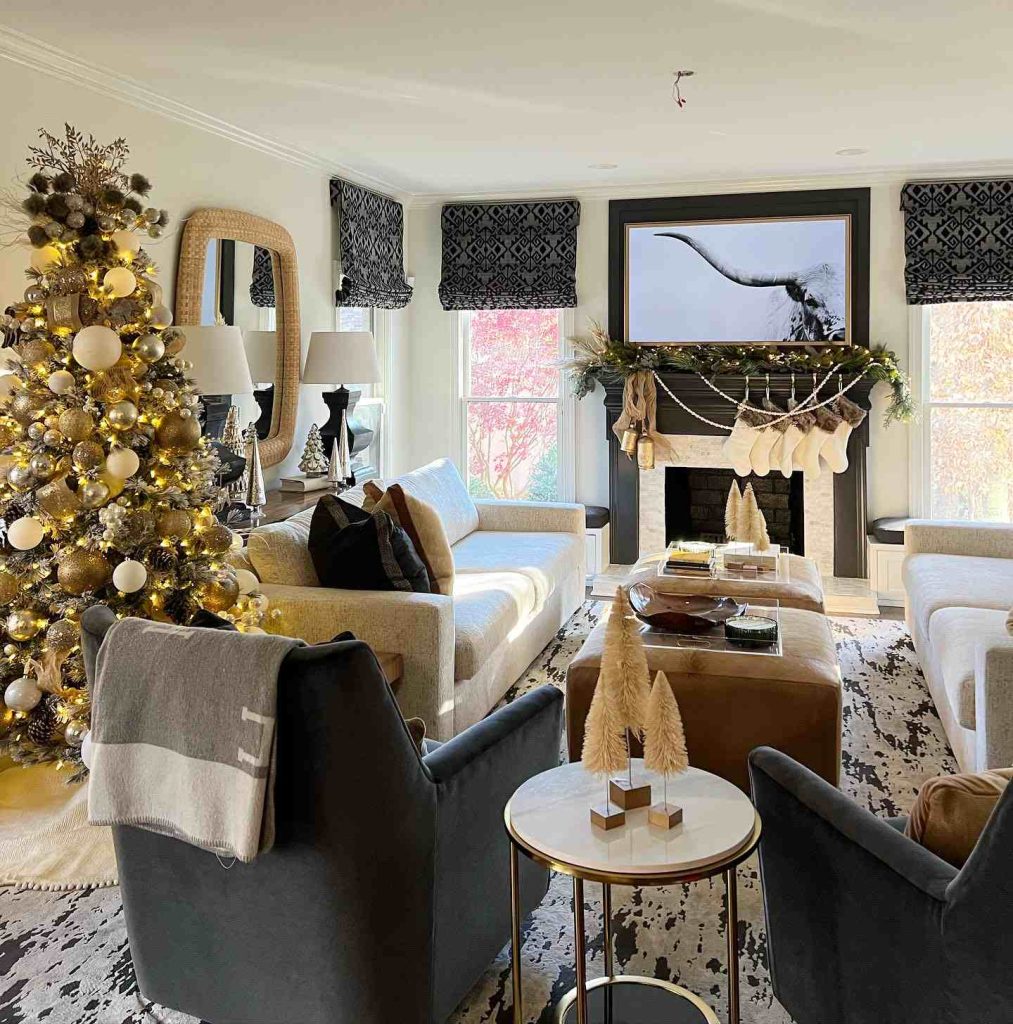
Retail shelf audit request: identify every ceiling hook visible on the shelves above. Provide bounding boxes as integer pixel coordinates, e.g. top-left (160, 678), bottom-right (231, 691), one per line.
top-left (812, 371), bottom-right (818, 394)
top-left (765, 373), bottom-right (770, 401)
top-left (790, 372), bottom-right (796, 401)
top-left (744, 375), bottom-right (750, 404)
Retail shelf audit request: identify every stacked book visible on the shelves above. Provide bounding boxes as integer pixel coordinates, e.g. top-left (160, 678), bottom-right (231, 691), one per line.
top-left (661, 542), bottom-right (716, 578)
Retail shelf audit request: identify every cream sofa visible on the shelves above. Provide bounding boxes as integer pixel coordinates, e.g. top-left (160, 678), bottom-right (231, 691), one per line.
top-left (245, 458), bottom-right (585, 740)
top-left (903, 520), bottom-right (1013, 771)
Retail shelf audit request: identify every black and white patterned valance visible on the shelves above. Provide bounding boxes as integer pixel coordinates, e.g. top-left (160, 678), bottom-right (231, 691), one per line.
top-left (249, 245), bottom-right (275, 308)
top-left (900, 180), bottom-right (1013, 304)
top-left (438, 199), bottom-right (580, 311)
top-left (330, 179), bottom-right (412, 309)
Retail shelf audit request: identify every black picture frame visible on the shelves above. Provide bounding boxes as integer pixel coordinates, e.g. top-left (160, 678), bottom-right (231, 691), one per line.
top-left (609, 188), bottom-right (871, 348)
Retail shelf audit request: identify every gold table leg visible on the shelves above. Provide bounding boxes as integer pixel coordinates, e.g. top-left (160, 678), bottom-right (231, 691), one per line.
top-left (510, 842), bottom-right (523, 1024)
top-left (573, 877), bottom-right (588, 1024)
top-left (725, 867), bottom-right (739, 1024)
top-left (602, 883), bottom-right (613, 1024)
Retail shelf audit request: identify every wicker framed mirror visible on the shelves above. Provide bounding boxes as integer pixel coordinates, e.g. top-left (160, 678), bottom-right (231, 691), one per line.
top-left (175, 208), bottom-right (300, 468)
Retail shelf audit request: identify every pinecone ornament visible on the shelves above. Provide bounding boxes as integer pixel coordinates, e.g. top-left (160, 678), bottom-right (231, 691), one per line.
top-left (165, 589), bottom-right (198, 624)
top-left (148, 547), bottom-right (178, 573)
top-left (26, 695), bottom-right (56, 745)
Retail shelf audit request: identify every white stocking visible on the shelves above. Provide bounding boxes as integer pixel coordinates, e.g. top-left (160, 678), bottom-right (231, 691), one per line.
top-left (821, 394), bottom-right (867, 474)
top-left (776, 422), bottom-right (804, 478)
top-left (748, 428), bottom-right (779, 476)
top-left (794, 426), bottom-right (830, 479)
top-left (722, 407), bottom-right (762, 476)
top-left (782, 400), bottom-right (815, 478)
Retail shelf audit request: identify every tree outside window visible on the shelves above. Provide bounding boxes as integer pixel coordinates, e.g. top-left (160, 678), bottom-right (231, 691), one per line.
top-left (462, 309), bottom-right (565, 501)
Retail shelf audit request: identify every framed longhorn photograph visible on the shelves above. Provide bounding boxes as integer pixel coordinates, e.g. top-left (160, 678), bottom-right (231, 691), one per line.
top-left (609, 189), bottom-right (870, 347)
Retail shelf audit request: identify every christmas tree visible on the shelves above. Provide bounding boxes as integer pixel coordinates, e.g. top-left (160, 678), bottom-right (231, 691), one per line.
top-left (644, 671), bottom-right (689, 778)
top-left (602, 584), bottom-right (651, 739)
top-left (724, 480), bottom-right (742, 541)
top-left (0, 126), bottom-right (265, 771)
top-left (739, 483), bottom-right (771, 551)
top-left (298, 423), bottom-right (328, 477)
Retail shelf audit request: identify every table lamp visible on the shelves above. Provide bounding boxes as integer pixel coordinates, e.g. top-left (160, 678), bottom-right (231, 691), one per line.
top-left (243, 330), bottom-right (277, 439)
top-left (181, 325), bottom-right (255, 440)
top-left (302, 331), bottom-right (380, 483)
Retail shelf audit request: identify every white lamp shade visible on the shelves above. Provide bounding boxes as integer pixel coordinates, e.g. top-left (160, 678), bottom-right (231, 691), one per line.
top-left (302, 331), bottom-right (380, 385)
top-left (182, 325), bottom-right (255, 396)
top-left (244, 331), bottom-right (277, 385)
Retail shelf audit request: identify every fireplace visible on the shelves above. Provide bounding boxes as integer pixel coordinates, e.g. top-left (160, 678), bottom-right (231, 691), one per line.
top-left (665, 467), bottom-right (805, 554)
top-left (604, 372), bottom-right (875, 577)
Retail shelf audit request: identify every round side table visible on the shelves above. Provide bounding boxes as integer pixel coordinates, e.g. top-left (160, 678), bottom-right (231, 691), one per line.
top-left (505, 759), bottom-right (761, 1024)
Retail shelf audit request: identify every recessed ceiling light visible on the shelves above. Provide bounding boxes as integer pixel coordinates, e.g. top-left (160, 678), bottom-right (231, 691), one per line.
top-left (588, 162), bottom-right (618, 170)
top-left (835, 147), bottom-right (868, 157)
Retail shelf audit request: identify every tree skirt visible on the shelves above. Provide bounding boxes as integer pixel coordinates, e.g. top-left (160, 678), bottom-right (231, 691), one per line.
top-left (0, 609), bottom-right (954, 1024)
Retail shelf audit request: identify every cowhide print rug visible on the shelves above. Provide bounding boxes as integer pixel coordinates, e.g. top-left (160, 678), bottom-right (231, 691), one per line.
top-left (1, 610), bottom-right (955, 1024)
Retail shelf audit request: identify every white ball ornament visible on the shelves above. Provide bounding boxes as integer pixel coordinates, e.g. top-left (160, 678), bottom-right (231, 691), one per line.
top-left (4, 677), bottom-right (41, 712)
top-left (105, 447), bottom-right (140, 479)
top-left (64, 720), bottom-right (89, 746)
top-left (111, 229), bottom-right (140, 257)
top-left (7, 516), bottom-right (44, 550)
top-left (112, 559), bottom-right (147, 593)
top-left (81, 730), bottom-right (94, 769)
top-left (104, 267), bottom-right (137, 298)
top-left (47, 369), bottom-right (76, 394)
top-left (30, 245), bottom-right (60, 273)
top-left (235, 568), bottom-right (259, 596)
top-left (73, 325), bottom-right (122, 371)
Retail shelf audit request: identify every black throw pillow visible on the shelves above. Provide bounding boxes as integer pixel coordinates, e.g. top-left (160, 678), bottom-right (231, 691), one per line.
top-left (308, 494), bottom-right (431, 593)
top-left (190, 609), bottom-right (239, 630)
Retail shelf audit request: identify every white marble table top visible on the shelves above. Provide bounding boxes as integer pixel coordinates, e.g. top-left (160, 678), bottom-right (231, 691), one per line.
top-left (507, 760), bottom-right (759, 880)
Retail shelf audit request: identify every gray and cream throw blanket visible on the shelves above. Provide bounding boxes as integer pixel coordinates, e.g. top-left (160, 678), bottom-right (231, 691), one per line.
top-left (87, 618), bottom-right (302, 863)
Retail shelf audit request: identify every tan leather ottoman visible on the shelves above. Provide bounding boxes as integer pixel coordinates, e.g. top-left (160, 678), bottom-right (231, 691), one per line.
top-left (631, 552), bottom-right (825, 614)
top-left (566, 606), bottom-right (841, 792)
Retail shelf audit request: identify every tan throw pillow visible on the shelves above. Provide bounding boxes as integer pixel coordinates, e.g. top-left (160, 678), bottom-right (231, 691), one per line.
top-left (370, 483), bottom-right (454, 596)
top-left (905, 768), bottom-right (1013, 867)
top-left (362, 479), bottom-right (385, 512)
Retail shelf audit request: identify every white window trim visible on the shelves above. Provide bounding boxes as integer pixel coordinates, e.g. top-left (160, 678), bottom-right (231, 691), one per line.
top-left (452, 308), bottom-right (575, 502)
top-left (909, 303), bottom-right (1013, 519)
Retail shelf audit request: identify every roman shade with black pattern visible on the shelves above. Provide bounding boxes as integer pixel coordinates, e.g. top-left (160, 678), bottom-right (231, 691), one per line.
top-left (330, 179), bottom-right (413, 309)
top-left (900, 179), bottom-right (1013, 304)
top-left (438, 199), bottom-right (580, 310)
top-left (250, 245), bottom-right (275, 307)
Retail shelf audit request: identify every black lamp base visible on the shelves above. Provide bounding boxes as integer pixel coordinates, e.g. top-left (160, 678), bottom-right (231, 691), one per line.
top-left (319, 387), bottom-right (375, 485)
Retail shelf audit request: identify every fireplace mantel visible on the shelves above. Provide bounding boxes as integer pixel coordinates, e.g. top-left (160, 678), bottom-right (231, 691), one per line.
top-left (603, 372), bottom-right (876, 577)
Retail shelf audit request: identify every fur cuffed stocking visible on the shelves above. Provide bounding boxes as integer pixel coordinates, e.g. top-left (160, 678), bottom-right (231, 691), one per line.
top-left (782, 400), bottom-right (815, 477)
top-left (820, 394), bottom-right (867, 474)
top-left (757, 396), bottom-right (789, 477)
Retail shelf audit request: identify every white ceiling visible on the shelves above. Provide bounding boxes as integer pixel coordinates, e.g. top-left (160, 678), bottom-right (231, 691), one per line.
top-left (3, 0), bottom-right (1012, 197)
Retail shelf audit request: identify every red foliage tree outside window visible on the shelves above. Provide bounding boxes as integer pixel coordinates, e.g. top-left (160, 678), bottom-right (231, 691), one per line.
top-left (465, 309), bottom-right (561, 500)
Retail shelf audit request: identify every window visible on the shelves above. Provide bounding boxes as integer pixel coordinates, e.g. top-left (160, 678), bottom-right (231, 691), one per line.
top-left (913, 302), bottom-right (1013, 521)
top-left (337, 305), bottom-right (385, 476)
top-left (457, 308), bottom-right (574, 501)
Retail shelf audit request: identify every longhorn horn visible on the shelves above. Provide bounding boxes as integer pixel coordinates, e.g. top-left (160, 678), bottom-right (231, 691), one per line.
top-left (655, 232), bottom-right (799, 289)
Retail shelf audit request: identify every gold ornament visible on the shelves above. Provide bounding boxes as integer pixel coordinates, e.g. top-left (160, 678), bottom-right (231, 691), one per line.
top-left (149, 305), bottom-right (173, 330)
top-left (79, 479), bottom-right (111, 508)
top-left (57, 550), bottom-right (111, 595)
top-left (7, 608), bottom-right (42, 642)
top-left (29, 452), bottom-right (56, 481)
top-left (200, 573), bottom-right (239, 612)
top-left (162, 329), bottom-right (186, 357)
top-left (58, 408), bottom-right (95, 442)
top-left (9, 392), bottom-right (40, 426)
top-left (155, 410), bottom-right (201, 452)
top-left (7, 464), bottom-right (35, 491)
top-left (45, 618), bottom-right (79, 653)
top-left (200, 523), bottom-right (233, 554)
top-left (90, 367), bottom-right (139, 404)
top-left (132, 334), bottom-right (165, 363)
top-left (0, 572), bottom-right (20, 605)
top-left (44, 293), bottom-right (83, 332)
top-left (72, 441), bottom-right (105, 471)
top-left (106, 400), bottom-right (138, 431)
top-left (636, 435), bottom-right (656, 470)
top-left (620, 426), bottom-right (640, 455)
top-left (18, 338), bottom-right (56, 366)
top-left (156, 508), bottom-right (192, 539)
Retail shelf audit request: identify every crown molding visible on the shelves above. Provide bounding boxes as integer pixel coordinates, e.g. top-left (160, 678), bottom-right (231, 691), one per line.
top-left (0, 26), bottom-right (411, 203)
top-left (403, 160), bottom-right (1013, 207)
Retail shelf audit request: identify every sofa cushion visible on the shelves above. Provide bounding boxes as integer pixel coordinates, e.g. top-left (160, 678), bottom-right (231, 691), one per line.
top-left (452, 572), bottom-right (537, 680)
top-left (906, 767), bottom-right (1013, 867)
top-left (394, 458), bottom-right (478, 547)
top-left (928, 606), bottom-right (1012, 730)
top-left (904, 552), bottom-right (1013, 641)
top-left (309, 494), bottom-right (431, 593)
top-left (452, 530), bottom-right (584, 599)
top-left (247, 506), bottom-right (318, 586)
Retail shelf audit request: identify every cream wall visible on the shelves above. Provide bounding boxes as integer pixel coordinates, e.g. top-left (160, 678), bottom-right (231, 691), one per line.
top-left (0, 60), bottom-right (414, 483)
top-left (406, 181), bottom-right (912, 525)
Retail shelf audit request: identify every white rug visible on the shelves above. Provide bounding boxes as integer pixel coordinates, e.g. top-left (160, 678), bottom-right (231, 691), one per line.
top-left (0, 609), bottom-right (955, 1024)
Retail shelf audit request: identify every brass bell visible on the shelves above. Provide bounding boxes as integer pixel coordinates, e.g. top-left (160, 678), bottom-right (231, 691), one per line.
top-left (620, 426), bottom-right (640, 456)
top-left (637, 435), bottom-right (656, 470)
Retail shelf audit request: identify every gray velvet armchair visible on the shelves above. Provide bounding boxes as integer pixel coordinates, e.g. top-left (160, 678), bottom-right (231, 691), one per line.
top-left (81, 605), bottom-right (562, 1024)
top-left (748, 746), bottom-right (1013, 1024)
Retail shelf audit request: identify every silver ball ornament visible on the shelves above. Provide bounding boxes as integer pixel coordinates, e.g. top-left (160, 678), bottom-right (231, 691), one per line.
top-left (64, 720), bottom-right (89, 746)
top-left (107, 400), bottom-right (138, 431)
top-left (133, 334), bottom-right (165, 363)
top-left (65, 194), bottom-right (84, 211)
top-left (24, 285), bottom-right (47, 304)
top-left (45, 221), bottom-right (63, 239)
top-left (143, 207), bottom-right (159, 222)
top-left (43, 429), bottom-right (63, 446)
top-left (27, 422), bottom-right (46, 441)
top-left (80, 480), bottom-right (110, 508)
top-left (7, 464), bottom-right (35, 490)
top-left (97, 214), bottom-right (116, 232)
top-left (66, 211), bottom-right (85, 229)
top-left (81, 201), bottom-right (94, 216)
top-left (29, 453), bottom-right (56, 480)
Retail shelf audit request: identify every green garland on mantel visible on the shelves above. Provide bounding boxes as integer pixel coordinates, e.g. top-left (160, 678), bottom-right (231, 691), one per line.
top-left (565, 322), bottom-right (915, 425)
